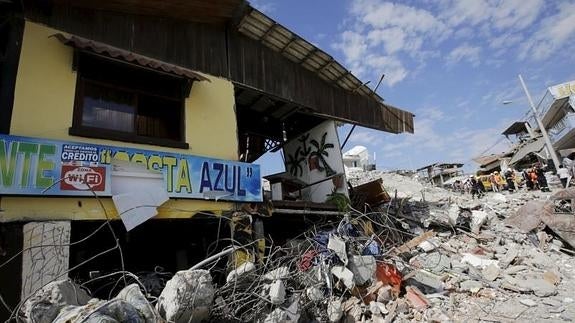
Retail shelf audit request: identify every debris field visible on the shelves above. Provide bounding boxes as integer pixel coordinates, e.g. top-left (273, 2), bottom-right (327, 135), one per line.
top-left (14, 171), bottom-right (575, 322)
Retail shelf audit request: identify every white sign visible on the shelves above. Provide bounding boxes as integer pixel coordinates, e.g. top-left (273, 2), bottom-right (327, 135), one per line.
top-left (548, 80), bottom-right (575, 100)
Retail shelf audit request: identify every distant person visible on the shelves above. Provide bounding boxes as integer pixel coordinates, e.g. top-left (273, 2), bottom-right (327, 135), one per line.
top-left (535, 164), bottom-right (550, 192)
top-left (489, 172), bottom-right (499, 192)
top-left (557, 165), bottom-right (569, 188)
top-left (505, 169), bottom-right (516, 192)
top-left (493, 171), bottom-right (503, 191)
top-left (470, 176), bottom-right (484, 199)
top-left (529, 168), bottom-right (539, 190)
top-left (523, 169), bottom-right (533, 190)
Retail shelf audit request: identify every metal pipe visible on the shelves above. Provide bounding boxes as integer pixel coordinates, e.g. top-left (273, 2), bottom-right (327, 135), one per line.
top-left (340, 124), bottom-right (356, 149)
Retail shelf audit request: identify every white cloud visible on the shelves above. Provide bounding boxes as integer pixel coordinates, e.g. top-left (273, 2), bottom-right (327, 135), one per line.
top-left (364, 55), bottom-right (408, 86)
top-left (446, 43), bottom-right (481, 66)
top-left (440, 0), bottom-right (491, 27)
top-left (489, 33), bottom-right (523, 50)
top-left (351, 0), bottom-right (448, 35)
top-left (250, 0), bottom-right (276, 14)
top-left (519, 2), bottom-right (575, 61)
top-left (417, 106), bottom-right (445, 121)
top-left (332, 31), bottom-right (368, 63)
top-left (439, 0), bottom-right (544, 30)
top-left (349, 130), bottom-right (383, 145)
top-left (491, 0), bottom-right (545, 30)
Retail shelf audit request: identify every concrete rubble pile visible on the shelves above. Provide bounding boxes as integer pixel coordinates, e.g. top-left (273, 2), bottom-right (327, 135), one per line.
top-left (18, 172), bottom-right (575, 322)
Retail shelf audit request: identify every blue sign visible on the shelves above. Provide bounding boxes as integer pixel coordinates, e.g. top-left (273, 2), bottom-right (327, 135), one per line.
top-left (0, 134), bottom-right (262, 202)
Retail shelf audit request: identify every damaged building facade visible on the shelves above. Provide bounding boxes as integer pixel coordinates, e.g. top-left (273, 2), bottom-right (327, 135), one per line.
top-left (0, 0), bottom-right (414, 318)
top-left (502, 80), bottom-right (575, 169)
top-left (416, 163), bottom-right (464, 187)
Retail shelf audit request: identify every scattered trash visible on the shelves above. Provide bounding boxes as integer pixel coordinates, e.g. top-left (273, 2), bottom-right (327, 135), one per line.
top-left (19, 171), bottom-right (575, 323)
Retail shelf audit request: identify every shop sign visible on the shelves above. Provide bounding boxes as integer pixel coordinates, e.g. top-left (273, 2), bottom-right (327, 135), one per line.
top-left (0, 134), bottom-right (262, 202)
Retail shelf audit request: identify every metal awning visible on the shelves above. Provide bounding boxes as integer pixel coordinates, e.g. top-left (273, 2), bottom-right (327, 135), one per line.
top-left (236, 7), bottom-right (414, 134)
top-left (509, 137), bottom-right (546, 165)
top-left (53, 33), bottom-right (210, 82)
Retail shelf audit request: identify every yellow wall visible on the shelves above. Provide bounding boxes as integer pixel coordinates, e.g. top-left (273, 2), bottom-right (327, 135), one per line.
top-left (2, 21), bottom-right (240, 221)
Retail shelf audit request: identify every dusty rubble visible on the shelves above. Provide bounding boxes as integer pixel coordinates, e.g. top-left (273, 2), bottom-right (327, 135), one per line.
top-left (15, 172), bottom-right (575, 322)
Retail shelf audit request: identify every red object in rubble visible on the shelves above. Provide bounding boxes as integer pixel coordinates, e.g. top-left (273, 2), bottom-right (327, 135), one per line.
top-left (298, 250), bottom-right (318, 272)
top-left (375, 262), bottom-right (402, 296)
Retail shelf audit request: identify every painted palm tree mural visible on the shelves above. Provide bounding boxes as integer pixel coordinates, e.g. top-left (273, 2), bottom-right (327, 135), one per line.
top-left (285, 131), bottom-right (337, 178)
top-left (286, 147), bottom-right (305, 177)
top-left (309, 132), bottom-right (336, 177)
top-left (298, 133), bottom-right (312, 156)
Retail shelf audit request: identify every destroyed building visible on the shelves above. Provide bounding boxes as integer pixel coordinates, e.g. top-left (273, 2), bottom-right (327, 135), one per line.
top-left (540, 80), bottom-right (575, 159)
top-left (501, 81), bottom-right (575, 169)
top-left (473, 153), bottom-right (512, 175)
top-left (416, 163), bottom-right (464, 187)
top-left (0, 0), bottom-right (415, 320)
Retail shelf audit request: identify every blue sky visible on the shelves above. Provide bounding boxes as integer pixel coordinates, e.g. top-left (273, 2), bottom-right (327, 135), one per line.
top-left (251, 0), bottom-right (575, 175)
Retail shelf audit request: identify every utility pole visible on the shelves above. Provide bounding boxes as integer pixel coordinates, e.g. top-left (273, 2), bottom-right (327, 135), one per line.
top-left (518, 74), bottom-right (562, 170)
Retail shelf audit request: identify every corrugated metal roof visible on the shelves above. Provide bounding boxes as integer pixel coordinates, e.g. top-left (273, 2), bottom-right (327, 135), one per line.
top-left (53, 33), bottom-right (210, 82)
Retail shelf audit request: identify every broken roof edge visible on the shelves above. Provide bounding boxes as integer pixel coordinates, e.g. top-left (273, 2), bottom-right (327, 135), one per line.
top-left (236, 5), bottom-right (414, 126)
top-left (52, 33), bottom-right (210, 82)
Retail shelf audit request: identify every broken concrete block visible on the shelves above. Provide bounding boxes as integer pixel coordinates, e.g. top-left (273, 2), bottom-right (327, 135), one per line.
top-left (471, 210), bottom-right (488, 234)
top-left (461, 253), bottom-right (499, 269)
top-left (504, 265), bottom-right (529, 275)
top-left (328, 234), bottom-right (348, 265)
top-left (498, 248), bottom-right (518, 269)
top-left (520, 298), bottom-right (538, 307)
top-left (377, 285), bottom-right (393, 303)
top-left (21, 280), bottom-right (92, 323)
top-left (543, 271), bottom-right (560, 285)
top-left (156, 269), bottom-right (215, 323)
top-left (226, 261), bottom-right (256, 283)
top-left (460, 280), bottom-right (483, 293)
top-left (371, 314), bottom-right (386, 323)
top-left (542, 298), bottom-right (562, 307)
top-left (405, 286), bottom-right (430, 310)
top-left (264, 308), bottom-right (287, 323)
top-left (412, 269), bottom-right (444, 290)
top-left (327, 298), bottom-right (343, 322)
top-left (331, 266), bottom-right (355, 289)
top-left (264, 267), bottom-right (291, 281)
top-left (418, 238), bottom-right (439, 252)
top-left (348, 255), bottom-right (376, 285)
top-left (306, 286), bottom-right (324, 302)
top-left (369, 301), bottom-right (388, 315)
top-left (491, 193), bottom-right (507, 203)
top-left (450, 258), bottom-right (468, 272)
top-left (269, 280), bottom-right (286, 305)
top-left (447, 204), bottom-right (461, 226)
top-left (526, 279), bottom-right (557, 297)
top-left (419, 252), bottom-right (451, 274)
top-left (481, 264), bottom-right (500, 282)
top-left (505, 201), bottom-right (545, 232)
top-left (54, 298), bottom-right (142, 323)
top-left (116, 284), bottom-right (159, 323)
top-left (284, 296), bottom-right (300, 322)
